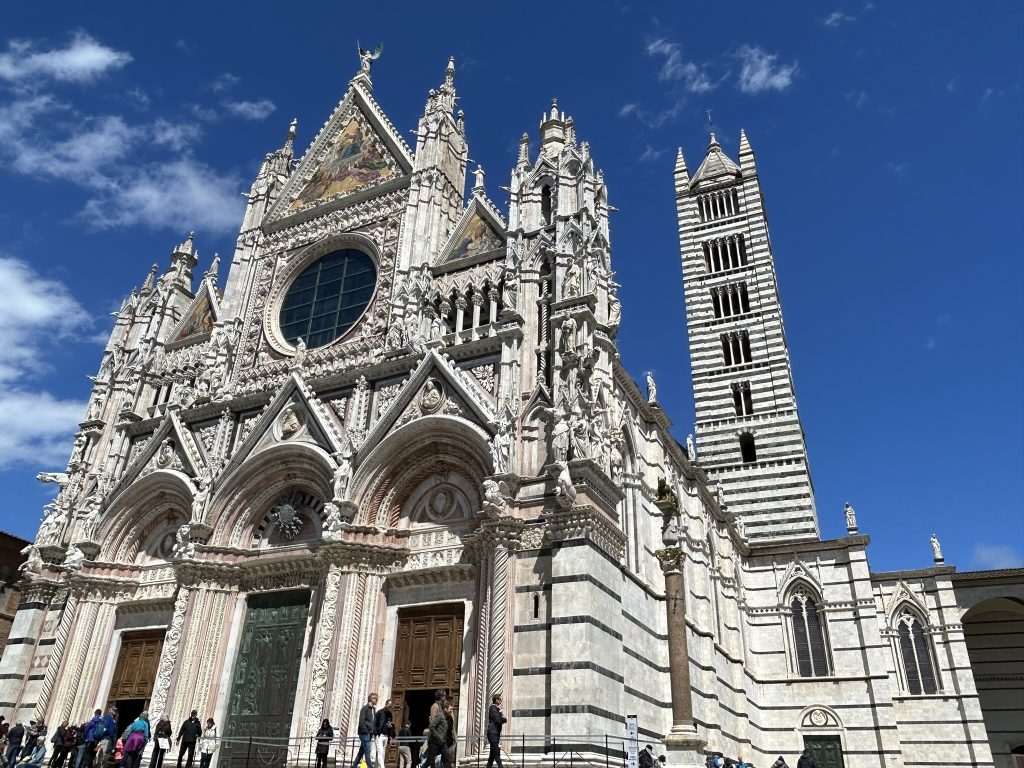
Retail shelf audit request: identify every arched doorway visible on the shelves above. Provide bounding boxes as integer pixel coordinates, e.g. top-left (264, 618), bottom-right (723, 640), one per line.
top-left (962, 597), bottom-right (1024, 767)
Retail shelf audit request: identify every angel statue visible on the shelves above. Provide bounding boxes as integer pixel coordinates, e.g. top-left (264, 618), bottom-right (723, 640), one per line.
top-left (357, 43), bottom-right (383, 74)
top-left (482, 478), bottom-right (511, 518)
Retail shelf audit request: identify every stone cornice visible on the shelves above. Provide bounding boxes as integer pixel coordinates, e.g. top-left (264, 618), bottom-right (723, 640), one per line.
top-left (950, 567), bottom-right (1024, 583)
top-left (544, 504), bottom-right (625, 562)
top-left (871, 564), bottom-right (956, 582)
top-left (748, 534), bottom-right (871, 559)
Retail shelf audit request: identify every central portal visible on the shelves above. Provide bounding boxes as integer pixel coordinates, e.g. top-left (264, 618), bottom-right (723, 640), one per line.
top-left (389, 603), bottom-right (465, 757)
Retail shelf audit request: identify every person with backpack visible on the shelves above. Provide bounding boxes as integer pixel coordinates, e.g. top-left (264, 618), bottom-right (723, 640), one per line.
top-left (79, 712), bottom-right (103, 768)
top-left (423, 700), bottom-right (449, 768)
top-left (46, 722), bottom-right (68, 768)
top-left (196, 720), bottom-right (216, 768)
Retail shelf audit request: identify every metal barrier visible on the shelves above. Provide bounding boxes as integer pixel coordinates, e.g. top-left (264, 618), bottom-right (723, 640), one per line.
top-left (199, 734), bottom-right (630, 768)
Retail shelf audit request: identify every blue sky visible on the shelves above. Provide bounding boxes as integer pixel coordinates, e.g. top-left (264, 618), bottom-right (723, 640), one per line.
top-left (0, 2), bottom-right (1021, 572)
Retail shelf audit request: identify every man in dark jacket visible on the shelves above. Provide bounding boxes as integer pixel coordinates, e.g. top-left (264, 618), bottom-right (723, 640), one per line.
top-left (5, 723), bottom-right (25, 768)
top-left (485, 695), bottom-right (506, 768)
top-left (174, 712), bottom-right (202, 768)
top-left (796, 751), bottom-right (820, 768)
top-left (639, 745), bottom-right (655, 768)
top-left (373, 698), bottom-right (394, 768)
top-left (424, 700), bottom-right (449, 768)
top-left (47, 720), bottom-right (68, 768)
top-left (350, 693), bottom-right (377, 768)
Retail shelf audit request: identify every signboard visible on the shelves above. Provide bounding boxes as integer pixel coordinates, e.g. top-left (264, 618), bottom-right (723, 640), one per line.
top-left (626, 715), bottom-right (639, 768)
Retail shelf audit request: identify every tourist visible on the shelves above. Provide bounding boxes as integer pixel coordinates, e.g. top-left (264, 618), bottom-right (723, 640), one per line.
top-left (351, 693), bottom-right (377, 768)
top-left (314, 719), bottom-right (333, 768)
top-left (424, 700), bottom-right (449, 768)
top-left (485, 694), bottom-right (506, 768)
top-left (149, 718), bottom-right (171, 768)
top-left (47, 722), bottom-right (68, 768)
top-left (7, 723), bottom-right (25, 768)
top-left (52, 723), bottom-right (76, 768)
top-left (796, 751), bottom-right (819, 768)
top-left (373, 698), bottom-right (394, 768)
top-left (396, 722), bottom-right (411, 768)
top-left (428, 691), bottom-right (445, 721)
top-left (196, 720), bottom-right (216, 768)
top-left (770, 757), bottom-right (789, 768)
top-left (640, 745), bottom-right (655, 768)
top-left (417, 729), bottom-right (430, 768)
top-left (174, 711), bottom-right (201, 768)
top-left (442, 700), bottom-right (456, 768)
top-left (121, 712), bottom-right (150, 768)
top-left (1, 716), bottom-right (8, 745)
top-left (19, 738), bottom-right (46, 767)
top-left (21, 723), bottom-right (42, 761)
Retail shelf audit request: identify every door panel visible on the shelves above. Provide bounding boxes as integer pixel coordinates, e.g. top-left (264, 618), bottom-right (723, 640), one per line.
top-left (803, 735), bottom-right (845, 768)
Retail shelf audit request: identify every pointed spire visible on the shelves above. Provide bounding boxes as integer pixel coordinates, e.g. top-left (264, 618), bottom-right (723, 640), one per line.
top-left (284, 118), bottom-right (297, 152)
top-left (550, 98), bottom-right (559, 121)
top-left (472, 165), bottom-right (486, 196)
top-left (435, 56), bottom-right (457, 114)
top-left (174, 231), bottom-right (195, 256)
top-left (565, 116), bottom-right (576, 147)
top-left (707, 132), bottom-right (720, 152)
top-left (204, 254), bottom-right (220, 281)
top-left (141, 263), bottom-right (159, 293)
top-left (518, 133), bottom-right (530, 166)
top-left (738, 129), bottom-right (756, 171)
top-left (674, 147), bottom-right (690, 185)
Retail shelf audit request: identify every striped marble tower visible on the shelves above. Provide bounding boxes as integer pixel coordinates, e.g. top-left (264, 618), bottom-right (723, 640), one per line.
top-left (674, 132), bottom-right (820, 543)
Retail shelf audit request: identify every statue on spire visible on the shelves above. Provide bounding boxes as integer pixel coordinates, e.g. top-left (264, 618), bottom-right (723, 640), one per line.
top-left (357, 42), bottom-right (383, 75)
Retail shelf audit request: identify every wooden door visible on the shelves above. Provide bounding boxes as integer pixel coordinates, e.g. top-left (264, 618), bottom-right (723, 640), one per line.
top-left (107, 630), bottom-right (164, 707)
top-left (389, 604), bottom-right (465, 765)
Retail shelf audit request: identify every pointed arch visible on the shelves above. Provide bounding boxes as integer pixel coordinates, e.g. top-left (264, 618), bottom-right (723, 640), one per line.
top-left (786, 579), bottom-right (831, 678)
top-left (891, 601), bottom-right (940, 695)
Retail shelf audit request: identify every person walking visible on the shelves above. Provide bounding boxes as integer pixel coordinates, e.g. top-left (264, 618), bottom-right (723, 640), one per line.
top-left (47, 722), bottom-right (68, 768)
top-left (7, 723), bottom-right (26, 768)
top-left (396, 723), bottom-right (411, 768)
top-left (52, 723), bottom-right (76, 768)
top-left (796, 751), bottom-right (820, 768)
top-left (639, 745), bottom-right (655, 768)
top-left (196, 720), bottom-right (216, 768)
top-left (428, 691), bottom-right (445, 722)
top-left (174, 712), bottom-right (201, 768)
top-left (121, 713), bottom-right (150, 768)
top-left (314, 719), bottom-right (333, 768)
top-left (423, 701), bottom-right (448, 768)
top-left (148, 719), bottom-right (171, 768)
top-left (485, 695), bottom-right (506, 768)
top-left (441, 701), bottom-right (455, 768)
top-left (350, 693), bottom-right (377, 768)
top-left (372, 699), bottom-right (393, 768)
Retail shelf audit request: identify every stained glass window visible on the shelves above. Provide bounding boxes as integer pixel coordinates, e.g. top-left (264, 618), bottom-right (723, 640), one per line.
top-left (279, 249), bottom-right (376, 349)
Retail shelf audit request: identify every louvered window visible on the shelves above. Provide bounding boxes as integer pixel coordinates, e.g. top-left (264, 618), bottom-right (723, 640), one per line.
top-left (791, 588), bottom-right (830, 677)
top-left (897, 612), bottom-right (938, 694)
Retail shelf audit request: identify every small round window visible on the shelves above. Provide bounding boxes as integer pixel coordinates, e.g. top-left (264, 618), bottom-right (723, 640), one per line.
top-left (279, 249), bottom-right (376, 349)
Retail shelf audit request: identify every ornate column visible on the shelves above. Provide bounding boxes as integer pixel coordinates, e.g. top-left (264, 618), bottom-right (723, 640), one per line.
top-left (149, 586), bottom-right (191, 718)
top-left (305, 565), bottom-right (343, 735)
top-left (655, 500), bottom-right (705, 766)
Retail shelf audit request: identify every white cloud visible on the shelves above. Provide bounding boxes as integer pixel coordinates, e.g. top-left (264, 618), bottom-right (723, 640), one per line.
top-left (618, 101), bottom-right (682, 129)
top-left (638, 146), bottom-right (666, 162)
top-left (0, 32), bottom-right (131, 86)
top-left (81, 157), bottom-right (245, 232)
top-left (224, 99), bottom-right (276, 121)
top-left (971, 544), bottom-right (1024, 569)
top-left (821, 10), bottom-right (855, 26)
top-left (0, 257), bottom-right (92, 468)
top-left (645, 39), bottom-right (715, 93)
top-left (846, 90), bottom-right (868, 108)
top-left (209, 72), bottom-right (240, 92)
top-left (736, 45), bottom-right (798, 94)
top-left (150, 118), bottom-right (202, 151)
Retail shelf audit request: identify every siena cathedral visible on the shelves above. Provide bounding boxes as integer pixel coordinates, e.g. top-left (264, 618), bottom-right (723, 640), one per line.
top-left (1, 54), bottom-right (1021, 768)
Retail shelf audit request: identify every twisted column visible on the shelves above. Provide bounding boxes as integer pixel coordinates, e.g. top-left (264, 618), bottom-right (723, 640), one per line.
top-left (149, 586), bottom-right (191, 718)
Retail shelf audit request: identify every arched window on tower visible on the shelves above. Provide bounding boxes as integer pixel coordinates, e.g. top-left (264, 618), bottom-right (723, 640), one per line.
top-left (789, 586), bottom-right (831, 677)
top-left (541, 185), bottom-right (553, 225)
top-left (739, 432), bottom-right (757, 463)
top-left (896, 609), bottom-right (939, 694)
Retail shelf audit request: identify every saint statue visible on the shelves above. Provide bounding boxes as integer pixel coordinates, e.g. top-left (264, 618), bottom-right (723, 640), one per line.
top-left (930, 533), bottom-right (943, 561)
top-left (844, 502), bottom-right (857, 531)
top-left (646, 372), bottom-right (657, 404)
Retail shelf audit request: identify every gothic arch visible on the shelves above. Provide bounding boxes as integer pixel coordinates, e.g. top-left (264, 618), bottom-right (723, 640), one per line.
top-left (98, 469), bottom-right (194, 562)
top-left (777, 559), bottom-right (824, 603)
top-left (884, 580), bottom-right (931, 627)
top-left (352, 415), bottom-right (492, 527)
top-left (209, 441), bottom-right (334, 548)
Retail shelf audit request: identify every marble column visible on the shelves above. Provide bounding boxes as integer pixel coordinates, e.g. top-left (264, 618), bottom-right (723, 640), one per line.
top-left (149, 586), bottom-right (191, 718)
top-left (656, 544), bottom-right (706, 766)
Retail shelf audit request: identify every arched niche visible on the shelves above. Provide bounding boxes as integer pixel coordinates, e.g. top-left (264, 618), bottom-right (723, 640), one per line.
top-left (352, 415), bottom-right (492, 528)
top-left (209, 441), bottom-right (334, 549)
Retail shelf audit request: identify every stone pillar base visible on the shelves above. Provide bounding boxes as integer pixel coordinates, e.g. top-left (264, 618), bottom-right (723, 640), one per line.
top-left (663, 725), bottom-right (706, 768)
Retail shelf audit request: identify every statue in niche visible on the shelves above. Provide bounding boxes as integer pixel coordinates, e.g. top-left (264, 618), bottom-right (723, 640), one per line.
top-left (559, 315), bottom-right (578, 354)
top-left (607, 293), bottom-right (621, 329)
top-left (646, 372), bottom-right (657, 404)
top-left (482, 478), bottom-right (511, 518)
top-left (156, 440), bottom-right (175, 468)
top-left (290, 337), bottom-right (307, 371)
top-left (172, 523), bottom-right (195, 559)
top-left (662, 512), bottom-right (681, 547)
top-left (930, 533), bottom-right (943, 561)
top-left (489, 420), bottom-right (512, 474)
top-left (541, 402), bottom-right (570, 463)
top-left (86, 392), bottom-right (105, 422)
top-left (554, 463), bottom-right (576, 509)
top-left (563, 257), bottom-right (582, 298)
top-left (69, 435), bottom-right (87, 467)
top-left (63, 545), bottom-right (87, 572)
top-left (38, 503), bottom-right (67, 544)
top-left (191, 476), bottom-right (211, 521)
top-left (332, 442), bottom-right (354, 502)
top-left (420, 379), bottom-right (444, 414)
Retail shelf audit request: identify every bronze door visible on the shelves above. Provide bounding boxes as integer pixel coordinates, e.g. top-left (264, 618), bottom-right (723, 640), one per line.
top-left (389, 604), bottom-right (465, 766)
top-left (803, 736), bottom-right (845, 768)
top-left (222, 591), bottom-right (311, 767)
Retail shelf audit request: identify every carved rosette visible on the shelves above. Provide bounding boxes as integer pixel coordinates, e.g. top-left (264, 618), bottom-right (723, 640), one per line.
top-left (150, 586), bottom-right (191, 717)
top-left (306, 565), bottom-right (343, 733)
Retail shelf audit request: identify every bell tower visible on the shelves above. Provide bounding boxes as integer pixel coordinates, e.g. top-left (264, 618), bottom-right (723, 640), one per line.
top-left (675, 132), bottom-right (819, 542)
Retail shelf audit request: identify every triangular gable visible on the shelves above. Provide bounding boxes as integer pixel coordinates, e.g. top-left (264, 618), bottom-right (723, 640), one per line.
top-left (777, 558), bottom-right (823, 601)
top-left (884, 580), bottom-right (931, 625)
top-left (217, 372), bottom-right (348, 480)
top-left (267, 83), bottom-right (413, 223)
top-left (168, 280), bottom-right (220, 346)
top-left (360, 349), bottom-right (497, 454)
top-left (438, 199), bottom-right (507, 265)
top-left (108, 411), bottom-right (207, 501)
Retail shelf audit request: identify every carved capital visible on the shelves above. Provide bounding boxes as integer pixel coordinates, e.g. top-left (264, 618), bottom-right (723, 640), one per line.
top-left (656, 546), bottom-right (684, 574)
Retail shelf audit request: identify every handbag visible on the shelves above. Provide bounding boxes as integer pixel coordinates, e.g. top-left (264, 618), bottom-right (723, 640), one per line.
top-left (157, 738), bottom-right (171, 751)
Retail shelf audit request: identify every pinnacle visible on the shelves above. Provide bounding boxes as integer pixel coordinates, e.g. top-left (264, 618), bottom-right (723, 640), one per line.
top-left (675, 147), bottom-right (688, 173)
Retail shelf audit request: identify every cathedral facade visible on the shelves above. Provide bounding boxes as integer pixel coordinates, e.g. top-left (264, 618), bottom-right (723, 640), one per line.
top-left (1, 55), bottom-right (1021, 768)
